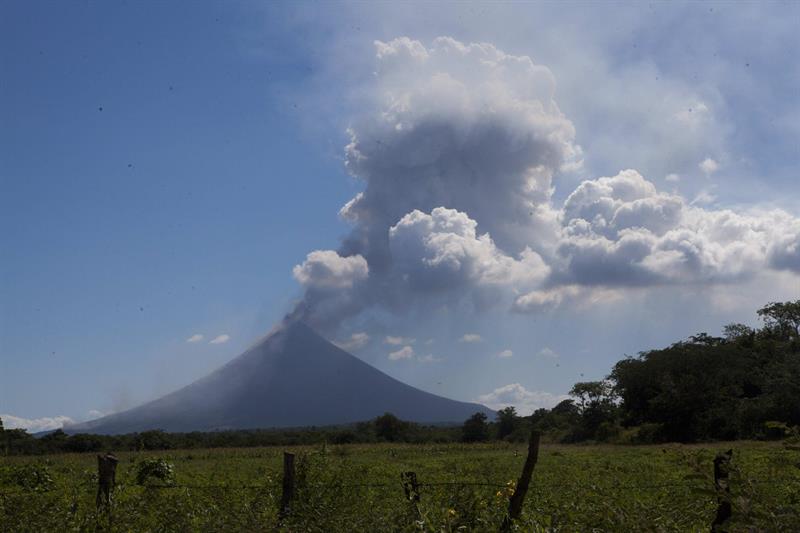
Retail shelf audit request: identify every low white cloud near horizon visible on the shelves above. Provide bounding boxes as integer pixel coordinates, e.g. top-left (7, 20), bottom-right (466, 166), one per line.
top-left (476, 383), bottom-right (569, 416)
top-left (1, 413), bottom-right (74, 433)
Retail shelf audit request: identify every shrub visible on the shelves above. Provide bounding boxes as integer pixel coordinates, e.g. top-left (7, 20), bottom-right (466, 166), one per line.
top-left (135, 458), bottom-right (176, 486)
top-left (0, 463), bottom-right (54, 492)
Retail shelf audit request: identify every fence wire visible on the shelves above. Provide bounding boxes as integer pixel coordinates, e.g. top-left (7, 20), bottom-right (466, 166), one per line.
top-left (1, 476), bottom-right (797, 498)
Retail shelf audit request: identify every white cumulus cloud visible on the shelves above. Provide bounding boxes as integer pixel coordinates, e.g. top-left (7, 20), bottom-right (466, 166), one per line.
top-left (293, 250), bottom-right (368, 290)
top-left (460, 333), bottom-right (482, 343)
top-left (390, 207), bottom-right (550, 292)
top-left (496, 349), bottom-right (513, 358)
top-left (547, 169), bottom-right (800, 293)
top-left (186, 334), bottom-right (204, 343)
top-left (209, 334), bottom-right (230, 345)
top-left (476, 384), bottom-right (569, 416)
top-left (388, 345), bottom-right (415, 360)
top-left (538, 347), bottom-right (559, 358)
top-left (385, 335), bottom-right (415, 345)
top-left (334, 332), bottom-right (370, 352)
top-left (1, 414), bottom-right (74, 433)
top-left (699, 157), bottom-right (719, 175)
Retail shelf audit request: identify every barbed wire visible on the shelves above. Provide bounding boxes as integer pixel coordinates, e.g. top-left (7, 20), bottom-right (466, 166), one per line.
top-left (1, 476), bottom-right (797, 497)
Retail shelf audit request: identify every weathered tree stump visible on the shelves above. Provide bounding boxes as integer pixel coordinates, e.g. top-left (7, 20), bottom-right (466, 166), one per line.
top-left (96, 452), bottom-right (119, 508)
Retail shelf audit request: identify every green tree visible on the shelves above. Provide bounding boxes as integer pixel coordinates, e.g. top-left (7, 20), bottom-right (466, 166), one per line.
top-left (569, 381), bottom-right (618, 440)
top-left (496, 406), bottom-right (518, 440)
top-left (374, 413), bottom-right (407, 442)
top-left (40, 429), bottom-right (68, 452)
top-left (570, 381), bottom-right (615, 412)
top-left (610, 303), bottom-right (800, 442)
top-left (723, 323), bottom-right (754, 341)
top-left (758, 300), bottom-right (800, 338)
top-left (461, 412), bottom-right (489, 442)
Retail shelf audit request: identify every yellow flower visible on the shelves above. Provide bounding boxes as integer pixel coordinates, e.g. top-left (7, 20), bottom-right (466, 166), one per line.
top-left (448, 508), bottom-right (457, 517)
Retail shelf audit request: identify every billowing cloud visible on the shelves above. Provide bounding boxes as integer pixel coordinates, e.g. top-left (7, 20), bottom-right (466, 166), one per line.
top-left (287, 36), bottom-right (799, 332)
top-left (476, 384), bottom-right (569, 415)
top-left (186, 334), bottom-right (204, 343)
top-left (289, 36), bottom-right (577, 330)
top-left (293, 250), bottom-right (368, 290)
top-left (1, 413), bottom-right (74, 433)
top-left (460, 333), bottom-right (482, 343)
top-left (388, 345), bottom-right (415, 360)
top-left (768, 219), bottom-right (800, 272)
top-left (390, 207), bottom-right (550, 291)
top-left (549, 169), bottom-right (800, 292)
top-left (334, 332), bottom-right (370, 352)
top-left (209, 334), bottom-right (230, 345)
top-left (343, 36), bottom-right (580, 257)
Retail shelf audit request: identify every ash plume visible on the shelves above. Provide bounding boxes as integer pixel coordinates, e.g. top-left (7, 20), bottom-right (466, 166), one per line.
top-left (289, 37), bottom-right (800, 333)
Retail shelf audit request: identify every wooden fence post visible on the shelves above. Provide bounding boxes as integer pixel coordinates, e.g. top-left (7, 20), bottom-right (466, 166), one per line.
top-left (95, 452), bottom-right (118, 509)
top-left (401, 471), bottom-right (421, 522)
top-left (401, 471), bottom-right (420, 503)
top-left (711, 449), bottom-right (733, 532)
top-left (279, 452), bottom-right (295, 521)
top-left (500, 430), bottom-right (540, 532)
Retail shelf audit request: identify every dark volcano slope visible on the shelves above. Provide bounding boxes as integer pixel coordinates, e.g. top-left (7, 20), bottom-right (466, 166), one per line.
top-left (68, 321), bottom-right (493, 434)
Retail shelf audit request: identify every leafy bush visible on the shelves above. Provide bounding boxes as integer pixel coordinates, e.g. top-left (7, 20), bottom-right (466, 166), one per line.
top-left (627, 423), bottom-right (664, 444)
top-left (135, 458), bottom-right (176, 486)
top-left (0, 463), bottom-right (54, 492)
top-left (764, 421), bottom-right (790, 440)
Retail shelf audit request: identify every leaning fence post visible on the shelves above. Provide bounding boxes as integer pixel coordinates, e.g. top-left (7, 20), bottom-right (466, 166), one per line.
top-left (96, 452), bottom-right (118, 509)
top-left (711, 449), bottom-right (733, 532)
top-left (500, 430), bottom-right (540, 532)
top-left (279, 452), bottom-right (296, 521)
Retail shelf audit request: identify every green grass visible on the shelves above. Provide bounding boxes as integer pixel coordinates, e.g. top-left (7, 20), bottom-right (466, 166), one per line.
top-left (2, 441), bottom-right (798, 531)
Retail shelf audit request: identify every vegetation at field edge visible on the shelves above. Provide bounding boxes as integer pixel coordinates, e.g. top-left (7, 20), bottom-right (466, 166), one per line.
top-left (1, 441), bottom-right (798, 531)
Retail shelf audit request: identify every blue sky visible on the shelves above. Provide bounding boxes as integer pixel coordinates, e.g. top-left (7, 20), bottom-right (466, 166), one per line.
top-left (2, 1), bottom-right (798, 431)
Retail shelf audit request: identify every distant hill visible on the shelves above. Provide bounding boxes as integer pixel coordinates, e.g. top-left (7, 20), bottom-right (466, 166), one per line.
top-left (66, 321), bottom-right (493, 435)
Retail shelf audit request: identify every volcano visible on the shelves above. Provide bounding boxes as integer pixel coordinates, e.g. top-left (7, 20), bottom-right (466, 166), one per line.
top-left (67, 321), bottom-right (493, 434)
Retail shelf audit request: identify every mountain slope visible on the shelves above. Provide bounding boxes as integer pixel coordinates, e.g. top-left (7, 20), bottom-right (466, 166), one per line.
top-left (67, 321), bottom-right (493, 434)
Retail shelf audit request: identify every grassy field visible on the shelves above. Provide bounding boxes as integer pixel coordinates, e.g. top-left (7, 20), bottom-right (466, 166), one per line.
top-left (1, 441), bottom-right (798, 532)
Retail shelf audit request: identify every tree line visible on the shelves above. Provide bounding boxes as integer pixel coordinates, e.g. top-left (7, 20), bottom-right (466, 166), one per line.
top-left (2, 300), bottom-right (797, 454)
top-left (497, 300), bottom-right (800, 444)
